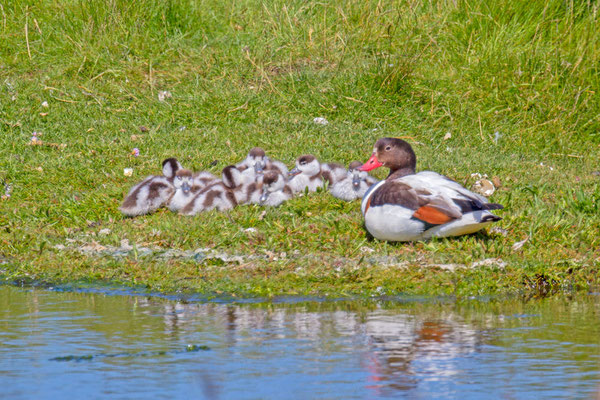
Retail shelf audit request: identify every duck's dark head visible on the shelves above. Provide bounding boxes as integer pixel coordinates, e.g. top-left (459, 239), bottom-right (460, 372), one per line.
top-left (359, 138), bottom-right (416, 178)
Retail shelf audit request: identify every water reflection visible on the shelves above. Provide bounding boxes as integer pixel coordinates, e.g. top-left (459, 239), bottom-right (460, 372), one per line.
top-left (1, 285), bottom-right (599, 399)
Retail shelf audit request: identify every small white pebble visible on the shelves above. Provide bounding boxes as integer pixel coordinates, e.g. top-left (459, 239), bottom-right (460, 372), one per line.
top-left (123, 168), bottom-right (133, 177)
top-left (41, 101), bottom-right (49, 108)
top-left (313, 117), bottom-right (329, 125)
top-left (98, 228), bottom-right (111, 236)
top-left (158, 90), bottom-right (172, 102)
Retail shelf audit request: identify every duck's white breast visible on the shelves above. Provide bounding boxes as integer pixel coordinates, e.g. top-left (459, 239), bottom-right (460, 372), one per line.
top-left (360, 180), bottom-right (386, 215)
top-left (364, 204), bottom-right (425, 241)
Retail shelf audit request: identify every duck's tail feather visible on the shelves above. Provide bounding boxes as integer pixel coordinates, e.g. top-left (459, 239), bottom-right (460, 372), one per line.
top-left (453, 198), bottom-right (504, 213)
top-left (481, 214), bottom-right (502, 222)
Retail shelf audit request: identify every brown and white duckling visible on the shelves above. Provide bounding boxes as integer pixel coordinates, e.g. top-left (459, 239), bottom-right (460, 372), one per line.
top-left (120, 158), bottom-right (181, 217)
top-left (259, 171), bottom-right (294, 207)
top-left (359, 138), bottom-right (503, 241)
top-left (168, 169), bottom-right (200, 212)
top-left (237, 147), bottom-right (289, 181)
top-left (179, 165), bottom-right (254, 215)
top-left (222, 165), bottom-right (263, 205)
top-left (320, 162), bottom-right (347, 187)
top-left (180, 182), bottom-right (237, 216)
top-left (330, 161), bottom-right (379, 201)
top-left (287, 154), bottom-right (324, 193)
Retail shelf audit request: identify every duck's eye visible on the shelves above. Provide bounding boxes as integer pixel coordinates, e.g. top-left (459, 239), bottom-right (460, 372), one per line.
top-left (385, 146), bottom-right (391, 151)
top-left (300, 161), bottom-right (306, 166)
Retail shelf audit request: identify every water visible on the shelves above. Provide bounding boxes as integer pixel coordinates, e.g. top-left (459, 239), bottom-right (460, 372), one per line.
top-left (1, 285), bottom-right (599, 399)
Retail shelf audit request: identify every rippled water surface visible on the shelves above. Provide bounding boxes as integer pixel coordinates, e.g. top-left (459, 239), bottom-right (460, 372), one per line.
top-left (1, 285), bottom-right (599, 399)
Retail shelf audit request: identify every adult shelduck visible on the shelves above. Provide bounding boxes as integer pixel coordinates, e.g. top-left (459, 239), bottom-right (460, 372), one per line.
top-left (359, 138), bottom-right (503, 242)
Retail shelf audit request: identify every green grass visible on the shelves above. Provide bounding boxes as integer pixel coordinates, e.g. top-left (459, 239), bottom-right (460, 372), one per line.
top-left (1, 0), bottom-right (599, 298)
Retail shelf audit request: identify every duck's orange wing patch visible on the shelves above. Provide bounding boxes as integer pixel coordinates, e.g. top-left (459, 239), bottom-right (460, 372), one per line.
top-left (413, 205), bottom-right (454, 225)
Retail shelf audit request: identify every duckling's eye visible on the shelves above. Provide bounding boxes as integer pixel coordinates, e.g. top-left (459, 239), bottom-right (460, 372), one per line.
top-left (385, 146), bottom-right (391, 151)
top-left (300, 161), bottom-right (306, 166)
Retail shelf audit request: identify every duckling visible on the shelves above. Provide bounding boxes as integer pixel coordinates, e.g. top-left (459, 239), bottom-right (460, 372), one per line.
top-left (180, 165), bottom-right (247, 215)
top-left (222, 165), bottom-right (263, 205)
top-left (120, 158), bottom-right (182, 217)
top-left (237, 147), bottom-right (289, 181)
top-left (168, 169), bottom-right (200, 212)
top-left (287, 154), bottom-right (324, 193)
top-left (180, 181), bottom-right (237, 215)
top-left (320, 162), bottom-right (347, 187)
top-left (330, 161), bottom-right (379, 201)
top-left (259, 171), bottom-right (294, 207)
top-left (237, 147), bottom-right (267, 183)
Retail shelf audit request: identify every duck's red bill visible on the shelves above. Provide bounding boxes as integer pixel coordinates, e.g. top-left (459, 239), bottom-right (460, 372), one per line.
top-left (359, 154), bottom-right (382, 172)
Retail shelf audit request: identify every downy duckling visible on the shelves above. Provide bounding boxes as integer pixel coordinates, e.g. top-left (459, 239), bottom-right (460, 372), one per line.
top-left (180, 182), bottom-right (237, 215)
top-left (259, 171), bottom-right (293, 207)
top-left (237, 147), bottom-right (267, 183)
top-left (179, 165), bottom-right (247, 215)
top-left (168, 169), bottom-right (199, 212)
top-left (288, 154), bottom-right (323, 193)
top-left (222, 165), bottom-right (263, 205)
top-left (320, 162), bottom-right (347, 187)
top-left (330, 161), bottom-right (379, 201)
top-left (237, 147), bottom-right (289, 181)
top-left (120, 158), bottom-right (182, 216)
